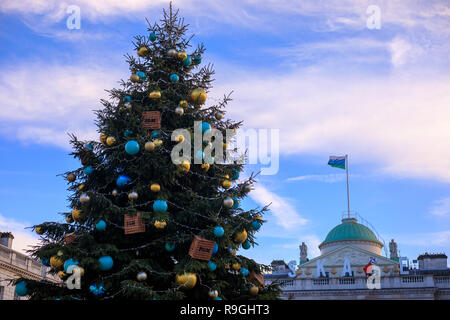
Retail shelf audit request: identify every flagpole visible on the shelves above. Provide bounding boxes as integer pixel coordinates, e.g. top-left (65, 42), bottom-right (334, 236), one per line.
top-left (346, 154), bottom-right (350, 218)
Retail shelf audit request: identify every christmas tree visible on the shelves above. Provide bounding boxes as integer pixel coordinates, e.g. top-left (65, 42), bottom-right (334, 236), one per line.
top-left (16, 5), bottom-right (280, 300)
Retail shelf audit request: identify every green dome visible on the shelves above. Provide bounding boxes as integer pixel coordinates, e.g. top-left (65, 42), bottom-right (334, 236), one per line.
top-left (323, 218), bottom-right (380, 244)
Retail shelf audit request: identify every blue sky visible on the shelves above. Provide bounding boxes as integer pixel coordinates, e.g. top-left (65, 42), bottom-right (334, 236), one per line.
top-left (0, 0), bottom-right (449, 266)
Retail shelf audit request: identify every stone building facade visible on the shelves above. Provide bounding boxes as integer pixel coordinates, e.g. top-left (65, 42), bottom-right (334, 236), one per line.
top-left (0, 232), bottom-right (59, 300)
top-left (265, 215), bottom-right (450, 300)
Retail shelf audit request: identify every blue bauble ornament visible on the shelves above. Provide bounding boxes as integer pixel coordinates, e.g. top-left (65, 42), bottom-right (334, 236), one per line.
top-left (208, 261), bottom-right (217, 271)
top-left (242, 240), bottom-right (251, 250)
top-left (98, 256), bottom-right (114, 271)
top-left (89, 283), bottom-right (105, 296)
top-left (153, 200), bottom-right (168, 212)
top-left (123, 130), bottom-right (133, 138)
top-left (232, 197), bottom-right (239, 209)
top-left (215, 296), bottom-right (222, 300)
top-left (41, 258), bottom-right (50, 267)
top-left (149, 32), bottom-right (156, 41)
top-left (84, 166), bottom-right (94, 175)
top-left (212, 243), bottom-right (218, 255)
top-left (198, 122), bottom-right (211, 134)
top-left (213, 226), bottom-right (224, 238)
top-left (84, 143), bottom-right (93, 151)
top-left (152, 130), bottom-right (160, 138)
top-left (136, 71), bottom-right (146, 81)
top-left (230, 168), bottom-right (239, 180)
top-left (64, 258), bottom-right (79, 273)
top-left (240, 268), bottom-right (249, 276)
top-left (251, 220), bottom-right (261, 230)
top-left (125, 140), bottom-right (140, 155)
top-left (182, 55), bottom-right (192, 67)
top-left (123, 95), bottom-right (132, 102)
top-left (15, 281), bottom-right (28, 296)
top-left (193, 56), bottom-right (202, 65)
top-left (195, 150), bottom-right (204, 161)
top-left (116, 175), bottom-right (131, 188)
top-left (170, 73), bottom-right (179, 82)
top-left (96, 220), bottom-right (106, 231)
top-left (165, 243), bottom-right (175, 252)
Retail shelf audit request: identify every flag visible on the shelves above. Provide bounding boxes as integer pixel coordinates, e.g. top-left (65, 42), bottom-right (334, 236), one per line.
top-left (328, 155), bottom-right (346, 169)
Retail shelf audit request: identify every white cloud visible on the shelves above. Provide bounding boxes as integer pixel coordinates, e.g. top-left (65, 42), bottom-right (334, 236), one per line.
top-left (0, 214), bottom-right (39, 254)
top-left (213, 66), bottom-right (450, 182)
top-left (0, 61), bottom-right (123, 149)
top-left (397, 229), bottom-right (450, 248)
top-left (430, 197), bottom-right (450, 217)
top-left (249, 184), bottom-right (308, 229)
top-left (286, 174), bottom-right (347, 183)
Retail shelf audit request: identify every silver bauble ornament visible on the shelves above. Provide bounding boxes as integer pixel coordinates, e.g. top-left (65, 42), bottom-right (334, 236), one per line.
top-left (215, 112), bottom-right (224, 120)
top-left (80, 193), bottom-right (90, 203)
top-left (137, 271), bottom-right (147, 281)
top-left (175, 106), bottom-right (184, 115)
top-left (168, 49), bottom-right (177, 57)
top-left (124, 101), bottom-right (132, 110)
top-left (244, 184), bottom-right (253, 192)
top-left (128, 191), bottom-right (138, 200)
top-left (112, 189), bottom-right (118, 196)
top-left (223, 197), bottom-right (234, 208)
top-left (208, 290), bottom-right (219, 299)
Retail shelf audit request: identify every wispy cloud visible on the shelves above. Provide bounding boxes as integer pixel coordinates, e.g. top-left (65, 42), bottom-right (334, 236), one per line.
top-left (430, 197), bottom-right (450, 217)
top-left (286, 174), bottom-right (347, 183)
top-left (249, 184), bottom-right (308, 229)
top-left (0, 214), bottom-right (39, 254)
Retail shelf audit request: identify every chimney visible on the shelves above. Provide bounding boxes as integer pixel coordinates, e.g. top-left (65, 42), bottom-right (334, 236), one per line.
top-left (0, 232), bottom-right (14, 248)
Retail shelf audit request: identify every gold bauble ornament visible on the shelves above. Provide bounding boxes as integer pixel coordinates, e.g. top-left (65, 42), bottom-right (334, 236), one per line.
top-left (154, 220), bottom-right (167, 229)
top-left (234, 229), bottom-right (248, 244)
top-left (145, 142), bottom-right (155, 151)
top-left (208, 290), bottom-right (219, 299)
top-left (222, 179), bottom-right (231, 189)
top-left (58, 271), bottom-right (68, 279)
top-left (100, 133), bottom-right (108, 144)
top-left (112, 189), bottom-right (119, 196)
top-left (50, 256), bottom-right (64, 269)
top-left (149, 91), bottom-right (161, 99)
top-left (175, 106), bottom-right (184, 115)
top-left (178, 160), bottom-right (191, 173)
top-left (78, 184), bottom-right (85, 191)
top-left (128, 191), bottom-right (138, 200)
top-left (179, 100), bottom-right (189, 108)
top-left (177, 51), bottom-right (187, 60)
top-left (249, 286), bottom-right (259, 295)
top-left (255, 215), bottom-right (262, 220)
top-left (174, 135), bottom-right (184, 143)
top-left (244, 184), bottom-right (253, 193)
top-left (168, 49), bottom-right (177, 57)
top-left (72, 209), bottom-right (83, 222)
top-left (35, 226), bottom-right (44, 235)
top-left (150, 183), bottom-right (161, 192)
top-left (223, 143), bottom-right (228, 150)
top-left (189, 88), bottom-right (207, 105)
top-left (138, 46), bottom-right (148, 57)
top-left (137, 271), bottom-right (147, 281)
top-left (67, 173), bottom-right (76, 182)
top-left (153, 139), bottom-right (163, 147)
top-left (232, 263), bottom-right (241, 271)
top-left (175, 273), bottom-right (197, 289)
top-left (225, 263), bottom-right (230, 270)
top-left (106, 136), bottom-right (116, 146)
top-left (130, 74), bottom-right (140, 83)
top-left (201, 163), bottom-right (210, 172)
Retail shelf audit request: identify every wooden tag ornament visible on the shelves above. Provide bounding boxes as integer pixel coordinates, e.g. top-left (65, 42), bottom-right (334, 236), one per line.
top-left (64, 232), bottom-right (77, 244)
top-left (124, 212), bottom-right (146, 234)
top-left (141, 111), bottom-right (161, 130)
top-left (249, 270), bottom-right (265, 287)
top-left (188, 236), bottom-right (215, 261)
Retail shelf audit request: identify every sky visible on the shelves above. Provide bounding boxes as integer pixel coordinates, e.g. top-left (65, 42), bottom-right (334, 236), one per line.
top-left (0, 0), bottom-right (449, 267)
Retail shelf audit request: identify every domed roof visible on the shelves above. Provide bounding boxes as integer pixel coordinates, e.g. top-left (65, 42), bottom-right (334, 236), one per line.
top-left (322, 218), bottom-right (380, 244)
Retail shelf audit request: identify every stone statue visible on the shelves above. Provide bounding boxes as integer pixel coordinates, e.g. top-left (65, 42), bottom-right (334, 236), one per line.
top-left (300, 242), bottom-right (308, 263)
top-left (389, 239), bottom-right (398, 259)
